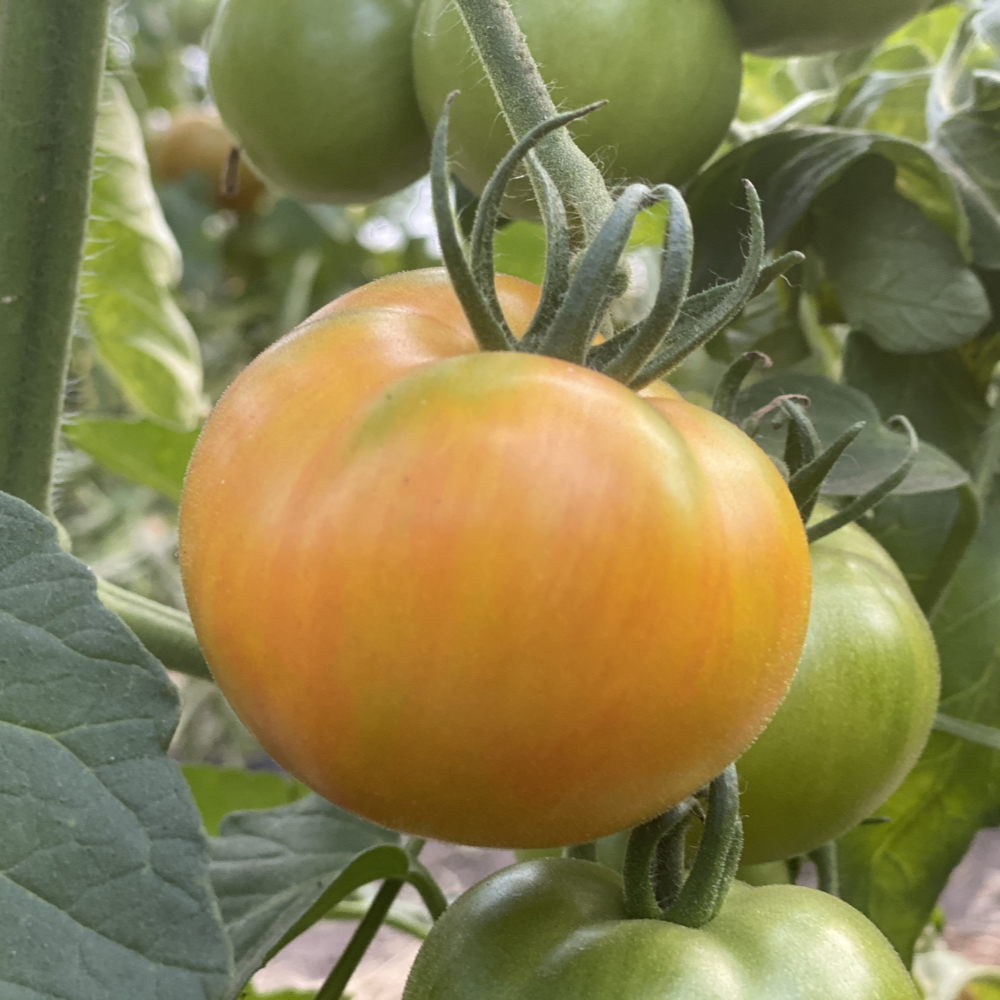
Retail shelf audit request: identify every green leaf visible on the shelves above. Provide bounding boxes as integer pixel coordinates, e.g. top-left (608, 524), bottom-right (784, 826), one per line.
top-left (834, 69), bottom-right (932, 141)
top-left (843, 331), bottom-right (991, 470)
top-left (81, 77), bottom-right (204, 429)
top-left (840, 486), bottom-right (1000, 966)
top-left (64, 418), bottom-right (200, 502)
top-left (734, 372), bottom-right (968, 496)
top-left (813, 156), bottom-right (990, 353)
top-left (0, 490), bottom-right (232, 998)
top-left (492, 221), bottom-right (546, 284)
top-left (686, 127), bottom-right (972, 288)
top-left (183, 765), bottom-right (310, 837)
top-left (210, 795), bottom-right (408, 998)
top-left (937, 73), bottom-right (1000, 214)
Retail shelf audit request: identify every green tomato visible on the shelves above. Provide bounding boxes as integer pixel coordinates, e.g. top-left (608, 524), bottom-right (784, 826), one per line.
top-left (737, 512), bottom-right (940, 865)
top-left (412, 0), bottom-right (742, 218)
top-left (403, 859), bottom-right (918, 999)
top-left (208, 0), bottom-right (430, 204)
top-left (721, 0), bottom-right (931, 56)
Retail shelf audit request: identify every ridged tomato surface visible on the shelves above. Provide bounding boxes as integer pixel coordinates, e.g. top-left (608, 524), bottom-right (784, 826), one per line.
top-left (179, 269), bottom-right (811, 847)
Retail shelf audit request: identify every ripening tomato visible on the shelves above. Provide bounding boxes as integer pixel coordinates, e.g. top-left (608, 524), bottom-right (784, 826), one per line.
top-left (149, 107), bottom-right (266, 213)
top-left (208, 0), bottom-right (430, 204)
top-left (721, 0), bottom-right (931, 56)
top-left (736, 509), bottom-right (939, 865)
top-left (412, 0), bottom-right (742, 218)
top-left (179, 268), bottom-right (811, 848)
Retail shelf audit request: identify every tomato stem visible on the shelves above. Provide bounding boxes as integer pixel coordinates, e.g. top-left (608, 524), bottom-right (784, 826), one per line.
top-left (448, 0), bottom-right (615, 245)
top-left (0, 0), bottom-right (112, 515)
top-left (97, 579), bottom-right (212, 680)
top-left (712, 352), bottom-right (773, 422)
top-left (565, 842), bottom-right (599, 862)
top-left (809, 841), bottom-right (841, 897)
top-left (923, 481), bottom-right (981, 620)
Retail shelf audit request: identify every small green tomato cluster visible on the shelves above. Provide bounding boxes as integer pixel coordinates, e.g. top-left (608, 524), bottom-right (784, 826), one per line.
top-left (205, 0), bottom-right (932, 208)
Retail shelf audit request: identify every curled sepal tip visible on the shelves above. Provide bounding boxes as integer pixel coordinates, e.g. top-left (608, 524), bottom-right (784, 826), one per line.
top-left (630, 181), bottom-right (766, 390)
top-left (712, 351), bottom-right (772, 423)
top-left (781, 397), bottom-right (822, 480)
top-left (622, 799), bottom-right (699, 921)
top-left (788, 419), bottom-right (866, 525)
top-left (538, 183), bottom-right (662, 366)
top-left (430, 94), bottom-right (512, 353)
top-left (741, 393), bottom-right (810, 440)
top-left (471, 104), bottom-right (600, 339)
top-left (807, 415), bottom-right (920, 544)
top-left (663, 766), bottom-right (743, 929)
top-left (601, 185), bottom-right (694, 385)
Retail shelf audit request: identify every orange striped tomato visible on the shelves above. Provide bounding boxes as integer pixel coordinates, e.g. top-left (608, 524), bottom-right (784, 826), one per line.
top-left (179, 268), bottom-right (810, 848)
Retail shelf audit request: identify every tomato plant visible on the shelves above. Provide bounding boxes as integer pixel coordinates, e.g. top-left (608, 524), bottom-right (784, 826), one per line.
top-left (720, 0), bottom-right (931, 56)
top-left (178, 267), bottom-right (811, 849)
top-left (412, 0), bottom-right (743, 216)
top-left (737, 510), bottom-right (940, 865)
top-left (207, 0), bottom-right (430, 204)
top-left (148, 106), bottom-right (265, 213)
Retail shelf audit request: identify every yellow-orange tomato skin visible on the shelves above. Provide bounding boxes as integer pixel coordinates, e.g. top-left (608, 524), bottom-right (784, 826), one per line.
top-left (179, 269), bottom-right (811, 848)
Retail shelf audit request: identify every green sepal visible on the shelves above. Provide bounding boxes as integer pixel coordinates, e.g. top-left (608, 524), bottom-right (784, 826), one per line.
top-left (431, 94), bottom-right (512, 352)
top-left (471, 105), bottom-right (597, 339)
top-left (712, 351), bottom-right (772, 422)
top-left (629, 182), bottom-right (766, 389)
top-left (788, 421), bottom-right (867, 523)
top-left (808, 416), bottom-right (920, 544)
top-left (663, 766), bottom-right (743, 929)
top-left (601, 186), bottom-right (694, 385)
top-left (622, 800), bottom-right (698, 921)
top-left (781, 397), bottom-right (823, 478)
top-left (538, 183), bottom-right (660, 365)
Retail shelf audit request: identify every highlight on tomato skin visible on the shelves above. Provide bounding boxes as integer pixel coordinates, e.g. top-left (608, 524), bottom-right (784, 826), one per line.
top-left (178, 268), bottom-right (812, 849)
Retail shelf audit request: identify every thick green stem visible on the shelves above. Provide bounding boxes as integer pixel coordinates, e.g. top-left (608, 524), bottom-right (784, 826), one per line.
top-left (809, 842), bottom-right (840, 897)
top-left (0, 0), bottom-right (112, 515)
top-left (97, 580), bottom-right (212, 681)
top-left (449, 0), bottom-right (614, 243)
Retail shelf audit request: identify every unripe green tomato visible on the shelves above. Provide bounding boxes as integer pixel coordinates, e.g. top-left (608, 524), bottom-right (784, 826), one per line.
top-left (207, 0), bottom-right (430, 204)
top-left (412, 0), bottom-right (742, 218)
top-left (737, 510), bottom-right (940, 865)
top-left (721, 0), bottom-right (931, 56)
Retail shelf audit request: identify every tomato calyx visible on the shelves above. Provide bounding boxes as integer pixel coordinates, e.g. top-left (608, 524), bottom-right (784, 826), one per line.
top-left (620, 765), bottom-right (742, 928)
top-left (710, 349), bottom-right (922, 542)
top-left (430, 96), bottom-right (804, 387)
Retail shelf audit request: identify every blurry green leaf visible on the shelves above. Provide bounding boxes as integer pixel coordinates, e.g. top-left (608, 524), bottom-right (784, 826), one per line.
top-left (238, 989), bottom-right (317, 1000)
top-left (892, 2), bottom-right (965, 58)
top-left (183, 765), bottom-right (309, 836)
top-left (493, 221), bottom-right (546, 284)
top-left (687, 127), bottom-right (970, 290)
top-left (211, 795), bottom-right (407, 997)
top-left (834, 70), bottom-right (931, 140)
top-left (840, 486), bottom-right (1000, 966)
top-left (733, 372), bottom-right (969, 496)
top-left (82, 77), bottom-right (204, 429)
top-left (843, 331), bottom-right (991, 469)
top-left (935, 713), bottom-right (1000, 751)
top-left (814, 157), bottom-right (990, 353)
top-left (937, 73), bottom-right (1000, 214)
top-left (64, 417), bottom-right (200, 502)
top-left (0, 491), bottom-right (232, 998)
top-left (974, 1), bottom-right (1000, 54)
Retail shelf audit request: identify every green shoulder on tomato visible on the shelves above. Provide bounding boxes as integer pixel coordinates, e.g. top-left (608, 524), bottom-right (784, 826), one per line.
top-left (403, 859), bottom-right (918, 999)
top-left (412, 0), bottom-right (742, 218)
top-left (721, 0), bottom-right (932, 56)
top-left (208, 0), bottom-right (429, 204)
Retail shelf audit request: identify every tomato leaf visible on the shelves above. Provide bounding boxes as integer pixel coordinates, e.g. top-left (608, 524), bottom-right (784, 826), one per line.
top-left (843, 331), bottom-right (992, 471)
top-left (733, 372), bottom-right (968, 495)
top-left (840, 486), bottom-right (1000, 965)
top-left (0, 490), bottom-right (233, 998)
top-left (81, 77), bottom-right (205, 429)
top-left (64, 418), bottom-right (200, 502)
top-left (686, 127), bottom-right (974, 288)
top-left (812, 156), bottom-right (991, 353)
top-left (209, 794), bottom-right (409, 998)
